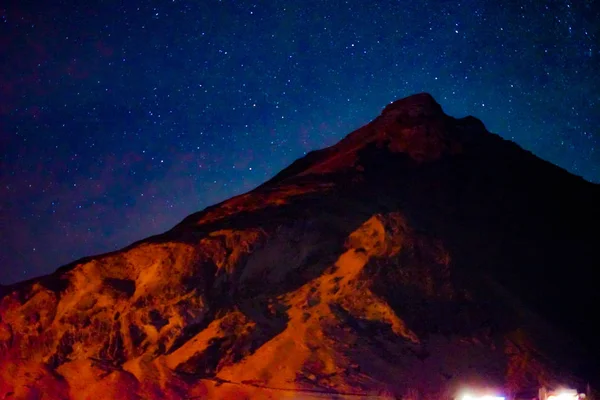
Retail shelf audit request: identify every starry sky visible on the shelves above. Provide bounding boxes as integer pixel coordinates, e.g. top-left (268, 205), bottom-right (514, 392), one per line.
top-left (1, 0), bottom-right (599, 284)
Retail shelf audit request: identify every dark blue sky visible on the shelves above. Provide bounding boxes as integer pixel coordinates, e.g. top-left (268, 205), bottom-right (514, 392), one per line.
top-left (1, 0), bottom-right (598, 284)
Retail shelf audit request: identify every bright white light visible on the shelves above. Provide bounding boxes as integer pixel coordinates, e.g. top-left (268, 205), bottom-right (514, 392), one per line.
top-left (548, 390), bottom-right (579, 400)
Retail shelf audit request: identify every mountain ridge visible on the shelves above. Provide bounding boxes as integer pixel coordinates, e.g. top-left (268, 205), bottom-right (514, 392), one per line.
top-left (1, 93), bottom-right (598, 399)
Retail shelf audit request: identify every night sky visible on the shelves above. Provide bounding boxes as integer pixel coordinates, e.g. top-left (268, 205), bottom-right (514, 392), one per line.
top-left (1, 1), bottom-right (599, 284)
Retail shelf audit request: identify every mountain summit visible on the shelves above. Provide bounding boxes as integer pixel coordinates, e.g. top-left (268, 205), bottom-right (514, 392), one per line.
top-left (1, 94), bottom-right (598, 399)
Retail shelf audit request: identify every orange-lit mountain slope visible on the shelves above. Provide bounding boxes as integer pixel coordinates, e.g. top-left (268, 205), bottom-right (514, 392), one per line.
top-left (1, 94), bottom-right (598, 399)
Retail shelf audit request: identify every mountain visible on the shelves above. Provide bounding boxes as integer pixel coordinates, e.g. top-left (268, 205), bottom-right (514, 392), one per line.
top-left (1, 93), bottom-right (598, 399)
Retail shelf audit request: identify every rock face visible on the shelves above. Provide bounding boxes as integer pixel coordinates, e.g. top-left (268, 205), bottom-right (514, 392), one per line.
top-left (1, 93), bottom-right (598, 399)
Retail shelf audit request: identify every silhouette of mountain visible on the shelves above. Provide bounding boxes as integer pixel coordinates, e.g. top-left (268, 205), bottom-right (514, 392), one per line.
top-left (1, 93), bottom-right (598, 399)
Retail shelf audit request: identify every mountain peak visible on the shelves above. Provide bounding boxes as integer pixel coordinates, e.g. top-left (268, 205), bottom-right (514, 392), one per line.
top-left (267, 94), bottom-right (465, 183)
top-left (381, 92), bottom-right (444, 119)
top-left (293, 93), bottom-right (457, 177)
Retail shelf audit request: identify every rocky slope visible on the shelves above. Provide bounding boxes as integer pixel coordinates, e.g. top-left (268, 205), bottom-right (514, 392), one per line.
top-left (1, 93), bottom-right (598, 399)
